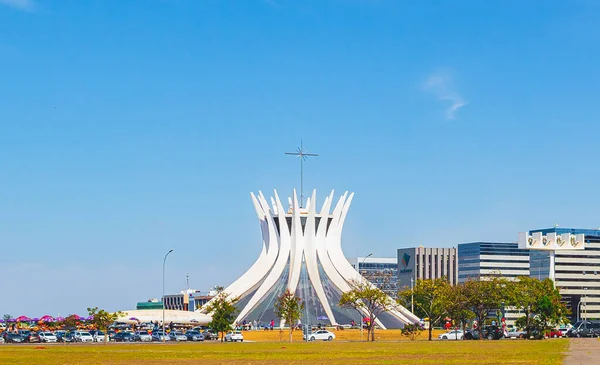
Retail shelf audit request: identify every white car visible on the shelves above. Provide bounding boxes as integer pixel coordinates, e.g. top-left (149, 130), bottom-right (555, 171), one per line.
top-left (134, 331), bottom-right (152, 342)
top-left (169, 331), bottom-right (188, 342)
top-left (438, 330), bottom-right (464, 340)
top-left (225, 331), bottom-right (244, 342)
top-left (75, 331), bottom-right (94, 343)
top-left (94, 331), bottom-right (107, 342)
top-left (304, 330), bottom-right (335, 341)
top-left (39, 332), bottom-right (58, 343)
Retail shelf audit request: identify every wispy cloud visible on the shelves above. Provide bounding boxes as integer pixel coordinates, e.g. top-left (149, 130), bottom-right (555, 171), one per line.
top-left (0, 0), bottom-right (35, 11)
top-left (422, 69), bottom-right (467, 120)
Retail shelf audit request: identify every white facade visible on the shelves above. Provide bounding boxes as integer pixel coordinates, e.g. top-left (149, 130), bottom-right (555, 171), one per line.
top-left (526, 228), bottom-right (600, 323)
top-left (397, 247), bottom-right (458, 291)
top-left (199, 189), bottom-right (418, 328)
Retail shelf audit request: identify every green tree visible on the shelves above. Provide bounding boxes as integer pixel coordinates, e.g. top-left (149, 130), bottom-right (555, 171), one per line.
top-left (508, 277), bottom-right (569, 339)
top-left (204, 287), bottom-right (239, 342)
top-left (445, 283), bottom-right (475, 338)
top-left (87, 307), bottom-right (123, 343)
top-left (398, 278), bottom-right (452, 341)
top-left (462, 277), bottom-right (510, 340)
top-left (274, 289), bottom-right (304, 343)
top-left (507, 276), bottom-right (544, 335)
top-left (400, 322), bottom-right (423, 341)
top-left (339, 279), bottom-right (395, 342)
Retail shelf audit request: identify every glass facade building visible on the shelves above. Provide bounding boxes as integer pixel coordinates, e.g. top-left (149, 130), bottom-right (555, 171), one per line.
top-left (349, 257), bottom-right (399, 298)
top-left (458, 242), bottom-right (530, 283)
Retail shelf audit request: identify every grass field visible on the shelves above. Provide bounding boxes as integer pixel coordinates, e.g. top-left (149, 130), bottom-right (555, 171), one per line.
top-left (0, 339), bottom-right (569, 365)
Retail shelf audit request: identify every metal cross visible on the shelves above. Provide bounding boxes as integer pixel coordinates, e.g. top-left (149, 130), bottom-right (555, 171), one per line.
top-left (285, 141), bottom-right (318, 208)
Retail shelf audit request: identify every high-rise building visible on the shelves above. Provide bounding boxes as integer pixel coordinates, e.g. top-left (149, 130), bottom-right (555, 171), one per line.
top-left (457, 242), bottom-right (530, 283)
top-left (198, 190), bottom-right (418, 328)
top-left (527, 228), bottom-right (600, 323)
top-left (349, 257), bottom-right (398, 298)
top-left (396, 247), bottom-right (458, 291)
top-left (457, 242), bottom-right (530, 325)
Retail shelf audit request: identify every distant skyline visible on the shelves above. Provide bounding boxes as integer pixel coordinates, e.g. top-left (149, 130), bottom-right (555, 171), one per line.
top-left (1, 0), bottom-right (600, 316)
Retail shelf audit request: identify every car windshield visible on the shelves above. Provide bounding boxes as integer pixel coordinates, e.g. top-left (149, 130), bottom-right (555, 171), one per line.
top-left (80, 332), bottom-right (91, 336)
top-left (139, 331), bottom-right (148, 335)
top-left (43, 332), bottom-right (53, 336)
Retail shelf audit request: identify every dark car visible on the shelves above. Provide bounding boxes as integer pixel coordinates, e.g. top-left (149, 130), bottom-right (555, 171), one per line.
top-left (108, 330), bottom-right (117, 341)
top-left (186, 330), bottom-right (204, 342)
top-left (5, 333), bottom-right (25, 343)
top-left (113, 332), bottom-right (134, 342)
top-left (25, 332), bottom-right (41, 343)
top-left (464, 326), bottom-right (503, 340)
top-left (567, 320), bottom-right (600, 338)
top-left (202, 330), bottom-right (218, 340)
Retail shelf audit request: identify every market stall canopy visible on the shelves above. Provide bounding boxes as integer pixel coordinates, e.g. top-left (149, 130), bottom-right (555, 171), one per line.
top-left (116, 310), bottom-right (211, 325)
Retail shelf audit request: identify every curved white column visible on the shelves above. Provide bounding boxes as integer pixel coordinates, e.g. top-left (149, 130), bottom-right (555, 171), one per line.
top-left (200, 189), bottom-right (418, 328)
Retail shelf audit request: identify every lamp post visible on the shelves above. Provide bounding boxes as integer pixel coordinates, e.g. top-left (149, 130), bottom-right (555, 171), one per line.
top-left (410, 276), bottom-right (414, 314)
top-left (358, 253), bottom-right (372, 341)
top-left (162, 249), bottom-right (174, 343)
top-left (584, 287), bottom-right (588, 321)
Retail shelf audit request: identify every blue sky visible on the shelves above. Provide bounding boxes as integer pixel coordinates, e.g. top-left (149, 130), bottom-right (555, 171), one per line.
top-left (1, 0), bottom-right (599, 316)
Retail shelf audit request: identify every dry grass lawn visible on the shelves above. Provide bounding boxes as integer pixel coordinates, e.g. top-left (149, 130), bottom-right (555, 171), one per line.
top-left (0, 338), bottom-right (568, 365)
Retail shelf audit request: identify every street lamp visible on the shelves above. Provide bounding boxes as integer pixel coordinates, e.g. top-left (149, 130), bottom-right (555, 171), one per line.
top-left (162, 249), bottom-right (174, 343)
top-left (410, 276), bottom-right (414, 314)
top-left (584, 287), bottom-right (588, 321)
top-left (357, 253), bottom-right (373, 341)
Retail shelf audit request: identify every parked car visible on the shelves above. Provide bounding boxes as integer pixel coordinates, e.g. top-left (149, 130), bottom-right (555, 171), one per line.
top-left (225, 331), bottom-right (244, 342)
top-left (546, 329), bottom-right (563, 338)
top-left (113, 332), bottom-right (135, 342)
top-left (185, 330), bottom-right (204, 342)
top-left (74, 331), bottom-right (95, 343)
top-left (464, 326), bottom-right (503, 340)
top-left (303, 329), bottom-right (335, 341)
top-left (133, 331), bottom-right (152, 342)
top-left (558, 326), bottom-right (569, 337)
top-left (108, 330), bottom-right (117, 341)
top-left (25, 332), bottom-right (41, 343)
top-left (151, 331), bottom-right (170, 342)
top-left (505, 328), bottom-right (526, 339)
top-left (39, 332), bottom-right (58, 343)
top-left (94, 331), bottom-right (107, 342)
top-left (202, 330), bottom-right (219, 340)
top-left (566, 320), bottom-right (600, 338)
top-left (438, 330), bottom-right (463, 340)
top-left (56, 331), bottom-right (75, 343)
top-left (5, 333), bottom-right (25, 343)
top-left (169, 331), bottom-right (188, 342)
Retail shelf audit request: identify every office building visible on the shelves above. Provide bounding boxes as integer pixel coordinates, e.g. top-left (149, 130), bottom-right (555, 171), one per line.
top-left (349, 257), bottom-right (398, 298)
top-left (528, 228), bottom-right (600, 323)
top-left (457, 242), bottom-right (529, 283)
top-left (396, 247), bottom-right (458, 291)
top-left (457, 242), bottom-right (530, 325)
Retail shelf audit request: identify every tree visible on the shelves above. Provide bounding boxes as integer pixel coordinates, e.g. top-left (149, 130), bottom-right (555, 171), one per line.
top-left (398, 278), bottom-right (452, 341)
top-left (339, 279), bottom-right (395, 342)
top-left (462, 277), bottom-right (510, 340)
top-left (507, 276), bottom-right (544, 336)
top-left (204, 287), bottom-right (239, 342)
top-left (274, 289), bottom-right (304, 343)
top-left (445, 283), bottom-right (475, 338)
top-left (87, 307), bottom-right (123, 343)
top-left (400, 322), bottom-right (423, 341)
top-left (508, 277), bottom-right (569, 339)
